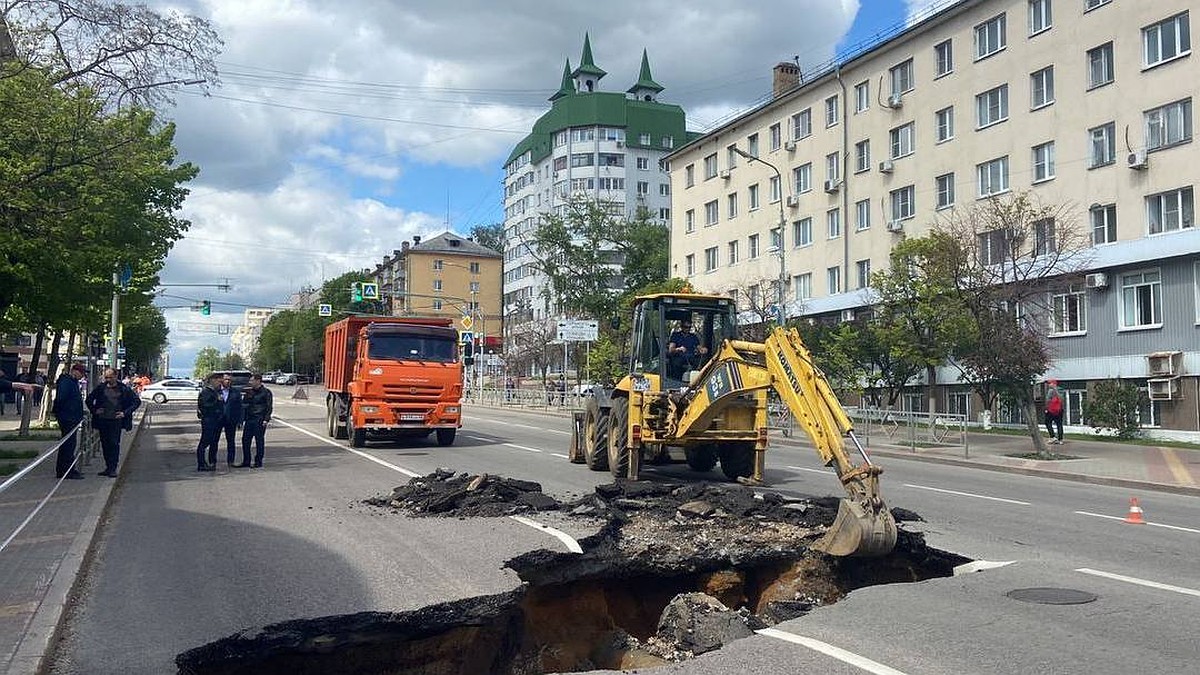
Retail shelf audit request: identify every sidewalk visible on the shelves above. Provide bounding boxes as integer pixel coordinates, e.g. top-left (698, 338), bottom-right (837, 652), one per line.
top-left (0, 410), bottom-right (148, 674)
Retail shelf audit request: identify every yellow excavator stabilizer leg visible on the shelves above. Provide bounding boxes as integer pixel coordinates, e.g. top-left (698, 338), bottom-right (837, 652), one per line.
top-left (811, 498), bottom-right (898, 557)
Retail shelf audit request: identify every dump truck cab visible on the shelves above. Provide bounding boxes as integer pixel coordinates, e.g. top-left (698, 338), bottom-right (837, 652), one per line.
top-left (629, 293), bottom-right (738, 389)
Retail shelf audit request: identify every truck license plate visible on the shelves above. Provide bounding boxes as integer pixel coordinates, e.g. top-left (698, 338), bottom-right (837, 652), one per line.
top-left (400, 413), bottom-right (424, 421)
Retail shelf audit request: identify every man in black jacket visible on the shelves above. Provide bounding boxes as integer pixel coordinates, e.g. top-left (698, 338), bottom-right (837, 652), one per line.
top-left (51, 364), bottom-right (87, 479)
top-left (84, 368), bottom-right (141, 477)
top-left (196, 374), bottom-right (224, 471)
top-left (220, 375), bottom-right (244, 466)
top-left (240, 374), bottom-right (273, 467)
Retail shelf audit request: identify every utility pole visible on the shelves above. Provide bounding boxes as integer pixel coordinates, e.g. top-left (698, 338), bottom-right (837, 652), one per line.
top-left (109, 271), bottom-right (120, 369)
top-left (733, 147), bottom-right (789, 326)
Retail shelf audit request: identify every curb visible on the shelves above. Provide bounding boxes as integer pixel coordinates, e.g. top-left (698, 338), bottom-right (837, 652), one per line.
top-left (6, 410), bottom-right (149, 675)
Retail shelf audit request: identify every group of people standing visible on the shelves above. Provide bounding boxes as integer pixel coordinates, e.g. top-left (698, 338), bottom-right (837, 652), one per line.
top-left (195, 373), bottom-right (273, 472)
top-left (48, 365), bottom-right (140, 479)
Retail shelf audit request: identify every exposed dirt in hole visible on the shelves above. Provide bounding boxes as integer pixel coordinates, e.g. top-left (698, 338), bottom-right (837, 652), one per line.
top-left (176, 470), bottom-right (964, 675)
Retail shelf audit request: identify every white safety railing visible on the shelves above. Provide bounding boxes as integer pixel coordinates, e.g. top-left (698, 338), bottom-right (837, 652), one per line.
top-left (849, 407), bottom-right (970, 455)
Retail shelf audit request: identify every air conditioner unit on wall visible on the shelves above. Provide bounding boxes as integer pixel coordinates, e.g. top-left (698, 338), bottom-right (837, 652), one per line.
top-left (886, 93), bottom-right (904, 109)
top-left (824, 179), bottom-right (841, 193)
top-left (785, 195), bottom-right (799, 208)
top-left (784, 140), bottom-right (797, 151)
top-left (1147, 351), bottom-right (1182, 377)
top-left (1085, 272), bottom-right (1108, 289)
top-left (1148, 377), bottom-right (1180, 400)
top-left (1127, 150), bottom-right (1148, 170)
top-left (615, 140), bottom-right (624, 148)
top-left (879, 160), bottom-right (894, 173)
top-left (720, 169), bottom-right (732, 180)
top-left (886, 219), bottom-right (904, 232)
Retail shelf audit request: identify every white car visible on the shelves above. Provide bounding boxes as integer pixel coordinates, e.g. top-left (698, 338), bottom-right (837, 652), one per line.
top-left (140, 378), bottom-right (203, 403)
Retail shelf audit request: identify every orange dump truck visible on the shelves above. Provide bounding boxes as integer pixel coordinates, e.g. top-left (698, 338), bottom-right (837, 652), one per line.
top-left (324, 316), bottom-right (463, 447)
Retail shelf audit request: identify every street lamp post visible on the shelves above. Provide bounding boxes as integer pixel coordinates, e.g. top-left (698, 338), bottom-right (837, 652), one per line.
top-left (732, 148), bottom-right (788, 327)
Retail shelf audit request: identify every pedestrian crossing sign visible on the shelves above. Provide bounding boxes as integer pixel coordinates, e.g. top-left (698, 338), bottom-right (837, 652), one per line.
top-left (361, 283), bottom-right (379, 300)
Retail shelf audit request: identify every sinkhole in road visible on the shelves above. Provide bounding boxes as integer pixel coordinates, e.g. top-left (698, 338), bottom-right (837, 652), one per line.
top-left (176, 472), bottom-right (970, 675)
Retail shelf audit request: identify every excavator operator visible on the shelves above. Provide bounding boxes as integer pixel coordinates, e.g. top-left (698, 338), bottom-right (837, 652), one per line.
top-left (667, 318), bottom-right (709, 379)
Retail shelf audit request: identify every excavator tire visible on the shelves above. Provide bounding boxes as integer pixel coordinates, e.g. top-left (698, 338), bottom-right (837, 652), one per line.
top-left (607, 398), bottom-right (632, 479)
top-left (583, 397), bottom-right (609, 471)
top-left (718, 442), bottom-right (755, 481)
top-left (685, 444), bottom-right (718, 472)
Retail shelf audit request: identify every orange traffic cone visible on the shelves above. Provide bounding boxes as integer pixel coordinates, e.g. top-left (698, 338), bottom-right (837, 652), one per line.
top-left (1124, 497), bottom-right (1145, 525)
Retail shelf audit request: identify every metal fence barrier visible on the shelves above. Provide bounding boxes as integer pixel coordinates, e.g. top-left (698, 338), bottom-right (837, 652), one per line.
top-left (848, 407), bottom-right (970, 456)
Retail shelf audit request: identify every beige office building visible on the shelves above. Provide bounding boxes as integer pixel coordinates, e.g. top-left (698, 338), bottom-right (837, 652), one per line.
top-left (668, 0), bottom-right (1199, 436)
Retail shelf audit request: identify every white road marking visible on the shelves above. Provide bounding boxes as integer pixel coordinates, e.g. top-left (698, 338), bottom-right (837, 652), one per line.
top-left (503, 443), bottom-right (543, 453)
top-left (550, 453), bottom-right (570, 459)
top-left (274, 419), bottom-right (421, 478)
top-left (903, 484), bottom-right (1030, 505)
top-left (953, 560), bottom-right (1017, 576)
top-left (1076, 568), bottom-right (1200, 598)
top-left (786, 465), bottom-right (834, 475)
top-left (757, 628), bottom-right (910, 674)
top-left (1074, 511), bottom-right (1200, 534)
top-left (508, 515), bottom-right (583, 554)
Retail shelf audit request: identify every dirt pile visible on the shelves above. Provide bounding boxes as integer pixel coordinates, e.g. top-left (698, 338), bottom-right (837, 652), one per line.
top-left (363, 468), bottom-right (559, 517)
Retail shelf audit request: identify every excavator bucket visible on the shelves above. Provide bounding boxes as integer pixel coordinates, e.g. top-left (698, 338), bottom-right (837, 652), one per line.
top-left (811, 498), bottom-right (898, 557)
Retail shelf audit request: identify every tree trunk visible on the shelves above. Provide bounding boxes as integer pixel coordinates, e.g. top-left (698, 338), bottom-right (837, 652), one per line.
top-left (17, 322), bottom-right (48, 436)
top-left (925, 364), bottom-right (938, 422)
top-left (47, 329), bottom-right (63, 390)
top-left (1023, 400), bottom-right (1050, 458)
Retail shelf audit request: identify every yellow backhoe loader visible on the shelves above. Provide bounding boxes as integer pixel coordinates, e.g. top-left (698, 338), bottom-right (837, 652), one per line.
top-left (568, 292), bottom-right (896, 557)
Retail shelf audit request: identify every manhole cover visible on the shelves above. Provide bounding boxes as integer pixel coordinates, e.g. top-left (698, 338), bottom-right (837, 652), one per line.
top-left (1006, 587), bottom-right (1097, 605)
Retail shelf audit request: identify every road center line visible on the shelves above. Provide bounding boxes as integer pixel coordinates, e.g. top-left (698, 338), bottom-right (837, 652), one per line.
top-left (1074, 511), bottom-right (1200, 534)
top-left (508, 515), bottom-right (583, 553)
top-left (1076, 568), bottom-right (1200, 598)
top-left (503, 443), bottom-right (543, 453)
top-left (274, 419), bottom-right (421, 478)
top-left (786, 465), bottom-right (834, 475)
top-left (902, 484), bottom-right (1030, 505)
top-left (756, 628), bottom-right (909, 675)
top-left (550, 453), bottom-right (570, 459)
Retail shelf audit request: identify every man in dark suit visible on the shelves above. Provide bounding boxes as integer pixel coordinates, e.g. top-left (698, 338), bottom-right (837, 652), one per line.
top-left (196, 374), bottom-right (224, 471)
top-left (239, 374), bottom-right (273, 467)
top-left (84, 368), bottom-right (141, 477)
top-left (51, 364), bottom-right (87, 479)
top-left (220, 375), bottom-right (244, 466)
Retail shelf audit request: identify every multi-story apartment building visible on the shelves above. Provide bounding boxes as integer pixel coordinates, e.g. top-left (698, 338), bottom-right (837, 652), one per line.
top-left (230, 307), bottom-right (275, 363)
top-left (501, 35), bottom-right (694, 369)
top-left (667, 0), bottom-right (1199, 437)
top-left (378, 232), bottom-right (503, 350)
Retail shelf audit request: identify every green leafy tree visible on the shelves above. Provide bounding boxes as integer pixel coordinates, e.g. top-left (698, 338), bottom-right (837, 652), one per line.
top-left (121, 301), bottom-right (168, 375)
top-left (220, 352), bottom-right (245, 370)
top-left (192, 346), bottom-right (221, 379)
top-left (469, 222), bottom-right (504, 254)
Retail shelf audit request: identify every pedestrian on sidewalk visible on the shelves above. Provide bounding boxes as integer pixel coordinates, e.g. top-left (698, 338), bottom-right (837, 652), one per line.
top-left (240, 374), bottom-right (273, 467)
top-left (0, 371), bottom-right (37, 417)
top-left (51, 364), bottom-right (88, 479)
top-left (220, 375), bottom-right (244, 466)
top-left (85, 368), bottom-right (140, 477)
top-left (1044, 379), bottom-right (1064, 444)
top-left (196, 374), bottom-right (224, 471)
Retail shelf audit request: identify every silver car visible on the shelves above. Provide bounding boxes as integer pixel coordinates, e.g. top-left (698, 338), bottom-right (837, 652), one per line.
top-left (139, 378), bottom-right (203, 403)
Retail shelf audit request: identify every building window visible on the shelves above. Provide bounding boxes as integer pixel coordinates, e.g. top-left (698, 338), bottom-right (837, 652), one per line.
top-left (659, 183), bottom-right (670, 196)
top-left (769, 123), bottom-right (782, 151)
top-left (856, 199), bottom-right (871, 230)
top-left (769, 175), bottom-right (782, 203)
top-left (793, 217), bottom-right (813, 247)
top-left (728, 240), bottom-right (739, 265)
top-left (827, 208), bottom-right (841, 239)
top-left (748, 234), bottom-right (760, 259)
top-left (825, 95), bottom-right (839, 127)
top-left (636, 180), bottom-right (649, 195)
top-left (1029, 0), bottom-right (1052, 35)
top-left (770, 226), bottom-right (784, 251)
top-left (890, 59), bottom-right (914, 95)
top-left (685, 254), bottom-right (695, 276)
top-left (570, 153), bottom-right (594, 168)
top-left (1090, 203), bottom-right (1117, 245)
top-left (976, 84), bottom-right (1009, 128)
top-left (794, 163), bottom-right (812, 193)
top-left (936, 173), bottom-right (956, 209)
top-left (1030, 66), bottom-right (1055, 109)
top-left (1145, 98), bottom-right (1193, 151)
top-left (934, 39), bottom-right (954, 77)
top-left (935, 106), bottom-right (955, 142)
top-left (685, 209), bottom-right (695, 233)
top-left (890, 185), bottom-right (915, 220)
top-left (704, 200), bottom-right (719, 226)
top-left (1085, 0), bottom-right (1110, 10)
top-left (1089, 122), bottom-right (1116, 167)
top-left (1143, 12), bottom-right (1191, 68)
top-left (663, 136), bottom-right (674, 149)
top-left (431, 299), bottom-right (442, 310)
top-left (975, 14), bottom-right (1007, 60)
top-left (727, 193), bottom-right (738, 219)
top-left (636, 156), bottom-right (650, 170)
top-left (432, 279), bottom-right (443, 291)
top-left (1050, 288), bottom-right (1086, 335)
top-left (1032, 141), bottom-right (1056, 182)
top-left (795, 273), bottom-right (812, 300)
top-left (1146, 187), bottom-right (1195, 234)
top-left (1087, 42), bottom-right (1114, 88)
top-left (855, 81), bottom-right (870, 112)
top-left (978, 228), bottom-right (1014, 266)
top-left (1034, 217), bottom-right (1057, 255)
top-left (1120, 270), bottom-right (1161, 329)
top-left (825, 153), bottom-right (840, 183)
top-left (889, 122), bottom-right (914, 158)
top-left (659, 207), bottom-right (670, 220)
top-left (855, 140), bottom-right (871, 173)
top-left (792, 109), bottom-right (812, 140)
top-left (749, 183), bottom-right (760, 210)
top-left (977, 156), bottom-right (1010, 197)
top-left (827, 266), bottom-right (841, 294)
top-left (704, 153), bottom-right (718, 179)
top-left (433, 259), bottom-right (444, 271)
top-left (704, 246), bottom-right (718, 272)
top-left (726, 144), bottom-right (739, 169)
top-left (685, 164), bottom-right (695, 188)
top-left (856, 259), bottom-right (872, 289)
top-left (747, 133), bottom-right (759, 157)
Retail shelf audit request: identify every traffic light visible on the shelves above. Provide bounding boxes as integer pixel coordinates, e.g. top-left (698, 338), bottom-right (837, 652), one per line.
top-left (200, 300), bottom-right (211, 316)
top-left (351, 282), bottom-right (363, 302)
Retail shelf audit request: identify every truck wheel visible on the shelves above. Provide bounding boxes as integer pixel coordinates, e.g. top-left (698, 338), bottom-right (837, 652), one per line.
top-left (685, 444), bottom-right (718, 472)
top-left (583, 397), bottom-right (609, 471)
top-left (326, 403), bottom-right (336, 438)
top-left (607, 398), bottom-right (632, 479)
top-left (436, 428), bottom-right (456, 446)
top-left (348, 416), bottom-right (366, 448)
top-left (718, 442), bottom-right (755, 481)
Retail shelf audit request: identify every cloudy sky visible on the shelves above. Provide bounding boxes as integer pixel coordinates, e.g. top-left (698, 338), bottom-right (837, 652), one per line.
top-left (147, 0), bottom-right (965, 375)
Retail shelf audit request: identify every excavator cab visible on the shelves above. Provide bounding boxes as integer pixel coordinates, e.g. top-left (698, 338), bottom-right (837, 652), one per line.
top-left (629, 294), bottom-right (737, 389)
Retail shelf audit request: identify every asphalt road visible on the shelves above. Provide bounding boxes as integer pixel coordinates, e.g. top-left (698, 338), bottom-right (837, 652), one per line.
top-left (45, 392), bottom-right (1200, 674)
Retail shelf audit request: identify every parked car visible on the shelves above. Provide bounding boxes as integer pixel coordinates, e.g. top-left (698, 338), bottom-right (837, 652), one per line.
top-left (139, 378), bottom-right (203, 403)
top-left (263, 371), bottom-right (282, 383)
top-left (276, 373), bottom-right (297, 385)
top-left (571, 382), bottom-right (598, 396)
top-left (209, 370), bottom-right (253, 387)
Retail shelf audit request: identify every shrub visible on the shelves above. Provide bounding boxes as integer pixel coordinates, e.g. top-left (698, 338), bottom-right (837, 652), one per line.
top-left (1083, 380), bottom-right (1144, 439)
